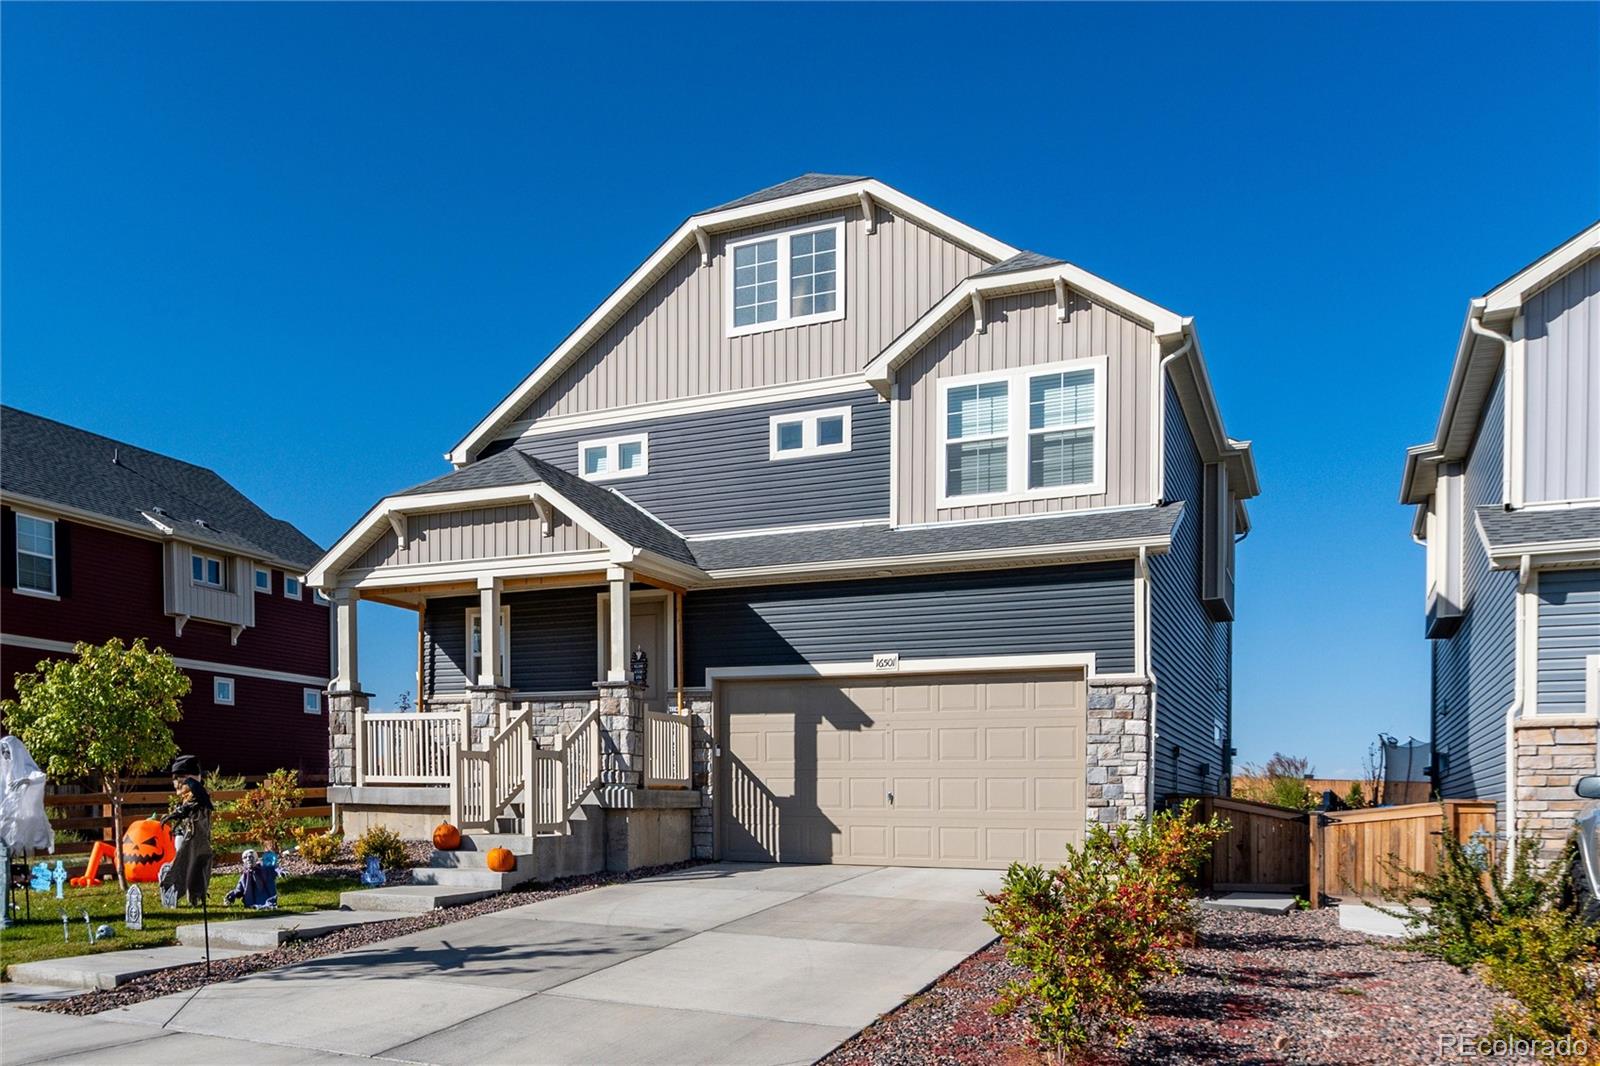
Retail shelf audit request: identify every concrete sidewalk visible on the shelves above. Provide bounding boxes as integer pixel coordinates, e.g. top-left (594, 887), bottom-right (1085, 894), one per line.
top-left (1, 863), bottom-right (1001, 1066)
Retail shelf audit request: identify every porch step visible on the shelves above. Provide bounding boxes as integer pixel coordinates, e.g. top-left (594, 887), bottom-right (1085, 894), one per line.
top-left (443, 833), bottom-right (542, 852)
top-left (410, 866), bottom-right (537, 891)
top-left (430, 848), bottom-right (537, 872)
top-left (337, 884), bottom-right (497, 913)
top-left (175, 909), bottom-right (397, 950)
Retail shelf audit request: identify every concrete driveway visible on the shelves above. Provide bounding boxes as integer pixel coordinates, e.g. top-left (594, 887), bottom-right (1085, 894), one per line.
top-left (2, 863), bottom-right (1001, 1066)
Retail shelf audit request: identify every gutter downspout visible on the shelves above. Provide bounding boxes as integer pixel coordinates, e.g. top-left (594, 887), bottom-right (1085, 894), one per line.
top-left (1506, 553), bottom-right (1533, 872)
top-left (1467, 304), bottom-right (1518, 510)
top-left (1148, 332), bottom-right (1195, 809)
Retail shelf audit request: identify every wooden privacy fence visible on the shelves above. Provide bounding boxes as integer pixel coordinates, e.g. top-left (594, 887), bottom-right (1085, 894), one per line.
top-left (1185, 796), bottom-right (1497, 906)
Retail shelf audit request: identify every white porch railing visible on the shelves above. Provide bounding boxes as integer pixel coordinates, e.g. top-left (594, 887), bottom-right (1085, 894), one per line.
top-left (447, 703), bottom-right (601, 837)
top-left (355, 707), bottom-right (468, 785)
top-left (562, 707), bottom-right (602, 817)
top-left (643, 709), bottom-right (691, 789)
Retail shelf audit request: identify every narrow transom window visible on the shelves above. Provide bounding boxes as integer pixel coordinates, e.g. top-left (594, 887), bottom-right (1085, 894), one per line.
top-left (14, 513), bottom-right (56, 595)
top-left (191, 552), bottom-right (224, 588)
top-left (938, 358), bottom-right (1106, 506)
top-left (214, 677), bottom-right (235, 706)
top-left (726, 222), bottom-right (846, 336)
top-left (769, 406), bottom-right (852, 460)
top-left (578, 434), bottom-right (648, 481)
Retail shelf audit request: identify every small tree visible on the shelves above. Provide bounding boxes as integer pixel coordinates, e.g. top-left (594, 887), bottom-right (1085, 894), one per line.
top-left (1362, 742), bottom-right (1384, 806)
top-left (226, 769), bottom-right (303, 851)
top-left (3, 638), bottom-right (188, 888)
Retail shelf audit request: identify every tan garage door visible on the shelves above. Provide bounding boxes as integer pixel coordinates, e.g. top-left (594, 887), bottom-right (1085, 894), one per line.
top-left (720, 671), bottom-right (1086, 869)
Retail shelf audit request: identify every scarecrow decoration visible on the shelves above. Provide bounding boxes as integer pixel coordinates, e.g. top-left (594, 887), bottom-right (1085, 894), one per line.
top-left (157, 755), bottom-right (214, 907)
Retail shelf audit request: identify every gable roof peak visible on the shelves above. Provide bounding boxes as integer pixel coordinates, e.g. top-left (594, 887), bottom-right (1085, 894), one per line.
top-left (705, 173), bottom-right (870, 214)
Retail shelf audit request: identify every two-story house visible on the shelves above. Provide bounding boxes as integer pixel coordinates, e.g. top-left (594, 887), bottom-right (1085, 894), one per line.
top-left (1402, 221), bottom-right (1600, 860)
top-left (1, 406), bottom-right (332, 774)
top-left (310, 175), bottom-right (1257, 875)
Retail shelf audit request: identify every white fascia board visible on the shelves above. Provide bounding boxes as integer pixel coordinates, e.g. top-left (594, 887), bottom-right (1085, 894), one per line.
top-left (704, 651), bottom-right (1102, 684)
top-left (446, 179), bottom-right (1021, 467)
top-left (700, 534), bottom-right (1173, 583)
top-left (0, 491), bottom-right (309, 572)
top-left (865, 267), bottom-right (1187, 394)
top-left (1485, 540), bottom-right (1600, 570)
top-left (339, 551), bottom-right (614, 591)
top-left (1171, 324), bottom-right (1260, 500)
top-left (1482, 222), bottom-right (1600, 316)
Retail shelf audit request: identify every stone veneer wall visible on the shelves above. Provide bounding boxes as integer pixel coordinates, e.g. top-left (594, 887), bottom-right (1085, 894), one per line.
top-left (681, 689), bottom-right (716, 859)
top-left (327, 691), bottom-right (366, 787)
top-left (1087, 681), bottom-right (1152, 824)
top-left (1515, 718), bottom-right (1599, 863)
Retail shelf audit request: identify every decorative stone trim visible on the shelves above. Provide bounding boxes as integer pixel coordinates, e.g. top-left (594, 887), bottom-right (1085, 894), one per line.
top-left (678, 688), bottom-right (716, 859)
top-left (1515, 719), bottom-right (1599, 863)
top-left (326, 690), bottom-right (371, 787)
top-left (1087, 681), bottom-right (1151, 825)
top-left (596, 681), bottom-right (646, 789)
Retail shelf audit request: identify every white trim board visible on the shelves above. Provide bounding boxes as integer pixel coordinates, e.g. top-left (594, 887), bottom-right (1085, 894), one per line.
top-left (703, 652), bottom-right (1148, 686)
top-left (0, 633), bottom-right (331, 687)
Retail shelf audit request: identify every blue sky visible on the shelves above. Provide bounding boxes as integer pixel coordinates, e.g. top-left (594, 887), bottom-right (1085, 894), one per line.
top-left (4, 4), bottom-right (1596, 776)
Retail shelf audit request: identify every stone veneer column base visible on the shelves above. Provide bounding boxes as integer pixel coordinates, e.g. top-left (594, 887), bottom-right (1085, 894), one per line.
top-left (465, 685), bottom-right (510, 749)
top-left (326, 690), bottom-right (371, 788)
top-left (1087, 681), bottom-right (1152, 824)
top-left (595, 681), bottom-right (646, 789)
top-left (1515, 717), bottom-right (1599, 864)
top-left (680, 688), bottom-right (716, 859)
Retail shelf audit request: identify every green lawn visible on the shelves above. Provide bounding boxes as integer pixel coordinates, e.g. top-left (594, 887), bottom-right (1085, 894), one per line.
top-left (1, 873), bottom-right (350, 971)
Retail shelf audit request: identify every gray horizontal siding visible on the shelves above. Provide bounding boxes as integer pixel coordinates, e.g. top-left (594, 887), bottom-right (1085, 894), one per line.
top-left (496, 390), bottom-right (889, 536)
top-left (423, 587), bottom-right (601, 696)
top-left (1524, 256), bottom-right (1600, 504)
top-left (1537, 568), bottom-right (1600, 713)
top-left (1150, 379), bottom-right (1231, 799)
top-left (1432, 371), bottom-right (1513, 804)
top-left (684, 563), bottom-right (1135, 687)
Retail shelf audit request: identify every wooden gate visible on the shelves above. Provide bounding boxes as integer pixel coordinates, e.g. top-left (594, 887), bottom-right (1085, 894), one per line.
top-left (1194, 796), bottom-right (1311, 894)
top-left (1313, 800), bottom-right (1496, 903)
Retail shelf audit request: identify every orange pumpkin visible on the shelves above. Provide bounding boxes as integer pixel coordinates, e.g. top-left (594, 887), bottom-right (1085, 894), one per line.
top-left (120, 819), bottom-right (176, 883)
top-left (484, 847), bottom-right (516, 873)
top-left (432, 822), bottom-right (461, 851)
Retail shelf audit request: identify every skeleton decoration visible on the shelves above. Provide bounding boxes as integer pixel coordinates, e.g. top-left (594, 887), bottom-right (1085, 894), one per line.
top-left (124, 885), bottom-right (144, 931)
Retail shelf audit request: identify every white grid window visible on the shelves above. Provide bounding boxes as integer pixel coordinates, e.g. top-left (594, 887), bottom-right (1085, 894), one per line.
top-left (191, 552), bottom-right (224, 589)
top-left (937, 358), bottom-right (1107, 507)
top-left (15, 514), bottom-right (56, 595)
top-left (769, 406), bottom-right (853, 460)
top-left (726, 222), bottom-right (846, 337)
top-left (214, 677), bottom-right (235, 706)
top-left (578, 434), bottom-right (648, 482)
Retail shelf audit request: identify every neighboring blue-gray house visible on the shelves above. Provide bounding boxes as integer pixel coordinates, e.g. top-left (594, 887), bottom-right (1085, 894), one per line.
top-left (1402, 221), bottom-right (1600, 857)
top-left (309, 175), bottom-right (1258, 875)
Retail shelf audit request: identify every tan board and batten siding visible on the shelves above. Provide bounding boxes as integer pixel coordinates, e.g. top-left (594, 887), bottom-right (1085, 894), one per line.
top-left (516, 203), bottom-right (996, 422)
top-left (163, 542), bottom-right (255, 626)
top-left (352, 506), bottom-right (599, 570)
top-left (721, 671), bottom-right (1087, 869)
top-left (896, 289), bottom-right (1156, 524)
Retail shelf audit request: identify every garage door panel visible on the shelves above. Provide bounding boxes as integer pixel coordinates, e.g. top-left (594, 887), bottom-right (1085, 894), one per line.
top-left (722, 671), bottom-right (1086, 869)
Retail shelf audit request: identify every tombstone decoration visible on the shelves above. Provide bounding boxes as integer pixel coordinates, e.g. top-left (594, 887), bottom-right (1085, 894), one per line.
top-left (360, 856), bottom-right (386, 887)
top-left (125, 885), bottom-right (144, 931)
top-left (51, 860), bottom-right (66, 900)
top-left (29, 861), bottom-right (52, 893)
top-left (630, 645), bottom-right (648, 687)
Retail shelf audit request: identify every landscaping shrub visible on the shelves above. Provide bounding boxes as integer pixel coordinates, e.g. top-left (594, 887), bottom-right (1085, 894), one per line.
top-left (982, 801), bottom-right (1229, 1059)
top-left (295, 827), bottom-right (343, 865)
top-left (353, 824), bottom-right (408, 870)
top-left (225, 769), bottom-right (304, 851)
top-left (1234, 753), bottom-right (1318, 811)
top-left (1342, 782), bottom-right (1367, 809)
top-left (1479, 910), bottom-right (1599, 1055)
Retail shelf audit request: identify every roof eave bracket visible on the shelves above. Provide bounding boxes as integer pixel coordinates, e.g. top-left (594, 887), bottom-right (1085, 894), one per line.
top-left (971, 292), bottom-right (987, 335)
top-left (694, 227), bottom-right (711, 268)
top-left (386, 512), bottom-right (408, 550)
top-left (859, 190), bottom-right (876, 235)
top-left (1054, 277), bottom-right (1069, 324)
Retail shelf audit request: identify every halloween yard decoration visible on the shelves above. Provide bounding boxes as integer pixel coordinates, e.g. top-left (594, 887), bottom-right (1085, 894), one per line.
top-left (124, 885), bottom-right (144, 930)
top-left (119, 819), bottom-right (176, 883)
top-left (225, 849), bottom-right (278, 909)
top-left (433, 822), bottom-right (461, 851)
top-left (360, 856), bottom-right (386, 886)
top-left (485, 847), bottom-right (516, 873)
top-left (70, 841), bottom-right (119, 886)
top-left (0, 736), bottom-right (55, 857)
top-left (157, 756), bottom-right (214, 907)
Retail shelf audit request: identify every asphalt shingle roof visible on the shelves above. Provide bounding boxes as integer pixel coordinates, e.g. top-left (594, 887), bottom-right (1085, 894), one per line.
top-left (1477, 504), bottom-right (1600, 549)
top-left (705, 173), bottom-right (868, 214)
top-left (0, 406), bottom-right (323, 568)
top-left (687, 503), bottom-right (1184, 571)
top-left (974, 251), bottom-right (1066, 277)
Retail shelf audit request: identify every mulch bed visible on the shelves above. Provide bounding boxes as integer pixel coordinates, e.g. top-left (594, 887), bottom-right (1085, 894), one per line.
top-left (29, 859), bottom-right (699, 1017)
top-left (824, 907), bottom-right (1519, 1066)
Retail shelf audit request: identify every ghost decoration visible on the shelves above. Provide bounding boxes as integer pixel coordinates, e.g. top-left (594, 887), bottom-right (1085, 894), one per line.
top-left (0, 736), bottom-right (55, 855)
top-left (360, 856), bottom-right (386, 887)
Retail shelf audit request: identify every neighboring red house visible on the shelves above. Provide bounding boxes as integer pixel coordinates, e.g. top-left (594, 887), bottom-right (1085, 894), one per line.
top-left (1, 406), bottom-right (331, 775)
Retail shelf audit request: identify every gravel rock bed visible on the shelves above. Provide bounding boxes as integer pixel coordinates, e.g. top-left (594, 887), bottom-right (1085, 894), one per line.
top-left (824, 907), bottom-right (1518, 1066)
top-left (30, 860), bottom-right (699, 1016)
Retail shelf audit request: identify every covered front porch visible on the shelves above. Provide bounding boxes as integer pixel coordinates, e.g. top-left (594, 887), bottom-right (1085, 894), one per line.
top-left (306, 450), bottom-right (713, 871)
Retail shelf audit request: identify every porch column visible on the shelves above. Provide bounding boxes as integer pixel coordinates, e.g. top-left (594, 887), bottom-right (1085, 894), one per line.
top-left (328, 589), bottom-right (368, 789)
top-left (607, 565), bottom-right (632, 683)
top-left (477, 576), bottom-right (504, 687)
top-left (333, 589), bottom-right (361, 693)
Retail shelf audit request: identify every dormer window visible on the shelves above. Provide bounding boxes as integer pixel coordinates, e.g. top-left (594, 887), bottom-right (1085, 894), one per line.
top-left (727, 222), bottom-right (845, 337)
top-left (579, 434), bottom-right (648, 481)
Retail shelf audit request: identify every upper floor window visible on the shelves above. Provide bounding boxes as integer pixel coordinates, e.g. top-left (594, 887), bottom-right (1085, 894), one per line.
top-left (770, 406), bottom-right (852, 460)
top-left (213, 676), bottom-right (235, 706)
top-left (284, 575), bottom-right (302, 599)
top-left (15, 513), bottom-right (56, 596)
top-left (254, 567), bottom-right (272, 593)
top-left (191, 551), bottom-right (224, 589)
top-left (302, 687), bottom-right (323, 715)
top-left (579, 433), bottom-right (648, 481)
top-left (937, 358), bottom-right (1106, 507)
top-left (727, 222), bottom-right (845, 337)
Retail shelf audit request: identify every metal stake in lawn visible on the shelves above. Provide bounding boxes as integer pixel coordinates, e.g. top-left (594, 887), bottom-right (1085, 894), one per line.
top-left (199, 890), bottom-right (211, 980)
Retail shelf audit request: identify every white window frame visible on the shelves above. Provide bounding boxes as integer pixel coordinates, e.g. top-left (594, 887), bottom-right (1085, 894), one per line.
top-left (303, 687), bottom-right (323, 715)
top-left (253, 566), bottom-right (272, 593)
top-left (577, 433), bottom-right (649, 482)
top-left (13, 511), bottom-right (57, 598)
top-left (191, 551), bottom-right (225, 589)
top-left (769, 406), bottom-right (853, 460)
top-left (464, 606), bottom-right (511, 685)
top-left (725, 220), bottom-right (847, 338)
top-left (283, 575), bottom-right (302, 599)
top-left (213, 676), bottom-right (235, 706)
top-left (936, 357), bottom-right (1108, 508)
